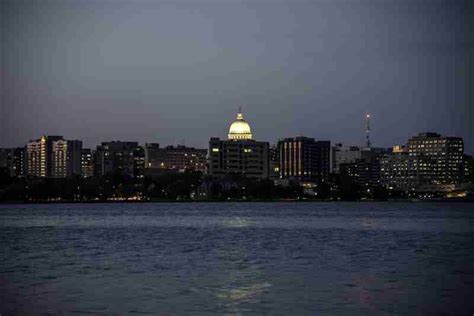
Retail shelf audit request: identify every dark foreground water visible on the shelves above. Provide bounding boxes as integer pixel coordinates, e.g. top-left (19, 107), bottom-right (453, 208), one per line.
top-left (1, 202), bottom-right (473, 315)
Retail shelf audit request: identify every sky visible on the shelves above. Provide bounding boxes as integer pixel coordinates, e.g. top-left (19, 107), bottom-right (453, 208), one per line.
top-left (1, 0), bottom-right (472, 153)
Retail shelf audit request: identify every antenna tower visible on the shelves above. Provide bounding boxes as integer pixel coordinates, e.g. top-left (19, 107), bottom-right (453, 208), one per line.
top-left (365, 112), bottom-right (371, 148)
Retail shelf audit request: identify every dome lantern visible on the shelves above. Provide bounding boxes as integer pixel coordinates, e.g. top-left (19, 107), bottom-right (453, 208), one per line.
top-left (228, 108), bottom-right (253, 140)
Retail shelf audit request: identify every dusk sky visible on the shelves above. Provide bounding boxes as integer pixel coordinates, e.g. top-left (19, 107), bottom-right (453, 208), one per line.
top-left (1, 0), bottom-right (472, 153)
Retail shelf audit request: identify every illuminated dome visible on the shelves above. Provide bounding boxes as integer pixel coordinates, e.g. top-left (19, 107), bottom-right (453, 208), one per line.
top-left (228, 108), bottom-right (253, 140)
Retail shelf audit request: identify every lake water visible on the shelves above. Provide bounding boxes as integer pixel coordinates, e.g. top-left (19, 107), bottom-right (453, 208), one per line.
top-left (1, 202), bottom-right (473, 315)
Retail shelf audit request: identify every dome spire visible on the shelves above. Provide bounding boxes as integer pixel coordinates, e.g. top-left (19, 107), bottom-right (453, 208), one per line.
top-left (237, 106), bottom-right (243, 120)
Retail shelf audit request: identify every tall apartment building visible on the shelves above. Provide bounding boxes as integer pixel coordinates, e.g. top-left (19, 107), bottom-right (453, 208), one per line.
top-left (208, 110), bottom-right (269, 179)
top-left (464, 154), bottom-right (473, 184)
top-left (408, 133), bottom-right (464, 186)
top-left (51, 140), bottom-right (82, 178)
top-left (278, 137), bottom-right (330, 183)
top-left (331, 143), bottom-right (361, 174)
top-left (0, 149), bottom-right (14, 175)
top-left (133, 146), bottom-right (145, 179)
top-left (95, 141), bottom-right (139, 177)
top-left (269, 145), bottom-right (280, 179)
top-left (25, 135), bottom-right (63, 177)
top-left (81, 149), bottom-right (95, 178)
top-left (0, 148), bottom-right (25, 177)
top-left (144, 143), bottom-right (161, 168)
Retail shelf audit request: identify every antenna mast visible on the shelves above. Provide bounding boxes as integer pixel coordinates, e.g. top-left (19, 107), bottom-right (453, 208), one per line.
top-left (365, 112), bottom-right (371, 148)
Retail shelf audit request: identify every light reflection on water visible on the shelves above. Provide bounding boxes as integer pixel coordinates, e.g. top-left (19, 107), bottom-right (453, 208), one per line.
top-left (1, 202), bottom-right (473, 315)
top-left (221, 216), bottom-right (255, 228)
top-left (217, 216), bottom-right (269, 314)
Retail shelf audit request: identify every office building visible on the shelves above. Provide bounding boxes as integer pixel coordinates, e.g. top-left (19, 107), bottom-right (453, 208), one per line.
top-left (145, 144), bottom-right (207, 173)
top-left (380, 146), bottom-right (418, 190)
top-left (278, 137), bottom-right (330, 183)
top-left (332, 143), bottom-right (361, 174)
top-left (340, 159), bottom-right (381, 189)
top-left (408, 132), bottom-right (464, 186)
top-left (209, 109), bottom-right (269, 178)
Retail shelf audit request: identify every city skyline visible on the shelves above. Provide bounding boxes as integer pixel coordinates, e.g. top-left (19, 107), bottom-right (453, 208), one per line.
top-left (1, 2), bottom-right (472, 314)
top-left (1, 0), bottom-right (471, 152)
top-left (1, 110), bottom-right (472, 155)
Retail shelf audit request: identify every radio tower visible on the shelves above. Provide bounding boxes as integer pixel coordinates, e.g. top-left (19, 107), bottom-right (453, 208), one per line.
top-left (365, 112), bottom-right (371, 148)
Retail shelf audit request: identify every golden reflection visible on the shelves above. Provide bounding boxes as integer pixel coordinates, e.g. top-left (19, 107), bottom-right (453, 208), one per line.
top-left (217, 282), bottom-right (271, 303)
top-left (221, 217), bottom-right (254, 228)
top-left (216, 244), bottom-right (270, 314)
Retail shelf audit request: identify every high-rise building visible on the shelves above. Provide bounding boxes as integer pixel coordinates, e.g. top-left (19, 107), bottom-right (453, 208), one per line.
top-left (408, 133), bottom-right (464, 186)
top-left (144, 143), bottom-right (161, 168)
top-left (269, 145), bottom-right (280, 179)
top-left (0, 148), bottom-right (24, 177)
top-left (133, 146), bottom-right (145, 179)
top-left (95, 141), bottom-right (139, 177)
top-left (145, 145), bottom-right (207, 173)
top-left (8, 147), bottom-right (26, 177)
top-left (14, 147), bottom-right (26, 177)
top-left (81, 149), bottom-right (95, 178)
top-left (464, 154), bottom-right (473, 184)
top-left (380, 146), bottom-right (418, 190)
top-left (25, 135), bottom-right (63, 177)
top-left (51, 140), bottom-right (82, 178)
top-left (0, 148), bottom-right (17, 176)
top-left (278, 137), bottom-right (330, 183)
top-left (331, 143), bottom-right (361, 174)
top-left (209, 109), bottom-right (269, 179)
top-left (340, 159), bottom-right (381, 189)
top-left (339, 146), bottom-right (388, 190)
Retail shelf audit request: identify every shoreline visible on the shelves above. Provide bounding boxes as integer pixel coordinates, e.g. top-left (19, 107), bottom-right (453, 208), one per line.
top-left (1, 198), bottom-right (472, 204)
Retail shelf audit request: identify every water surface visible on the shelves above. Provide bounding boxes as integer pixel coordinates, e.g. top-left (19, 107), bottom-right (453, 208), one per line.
top-left (1, 202), bottom-right (473, 315)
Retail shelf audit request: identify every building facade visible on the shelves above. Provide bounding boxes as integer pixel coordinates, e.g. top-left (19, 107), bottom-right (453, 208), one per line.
top-left (331, 143), bottom-right (361, 174)
top-left (145, 144), bottom-right (207, 173)
top-left (25, 136), bottom-right (64, 177)
top-left (269, 145), bottom-right (280, 179)
top-left (380, 146), bottom-right (418, 190)
top-left (278, 137), bottom-right (330, 183)
top-left (51, 140), bottom-right (82, 178)
top-left (0, 148), bottom-right (25, 177)
top-left (408, 133), bottom-right (464, 186)
top-left (340, 159), bottom-right (381, 189)
top-left (208, 110), bottom-right (269, 179)
top-left (81, 149), bottom-right (95, 178)
top-left (133, 146), bottom-right (145, 179)
top-left (95, 141), bottom-right (139, 177)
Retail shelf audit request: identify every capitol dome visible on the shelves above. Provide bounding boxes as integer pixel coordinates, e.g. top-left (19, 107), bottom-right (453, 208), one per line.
top-left (228, 109), bottom-right (253, 140)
